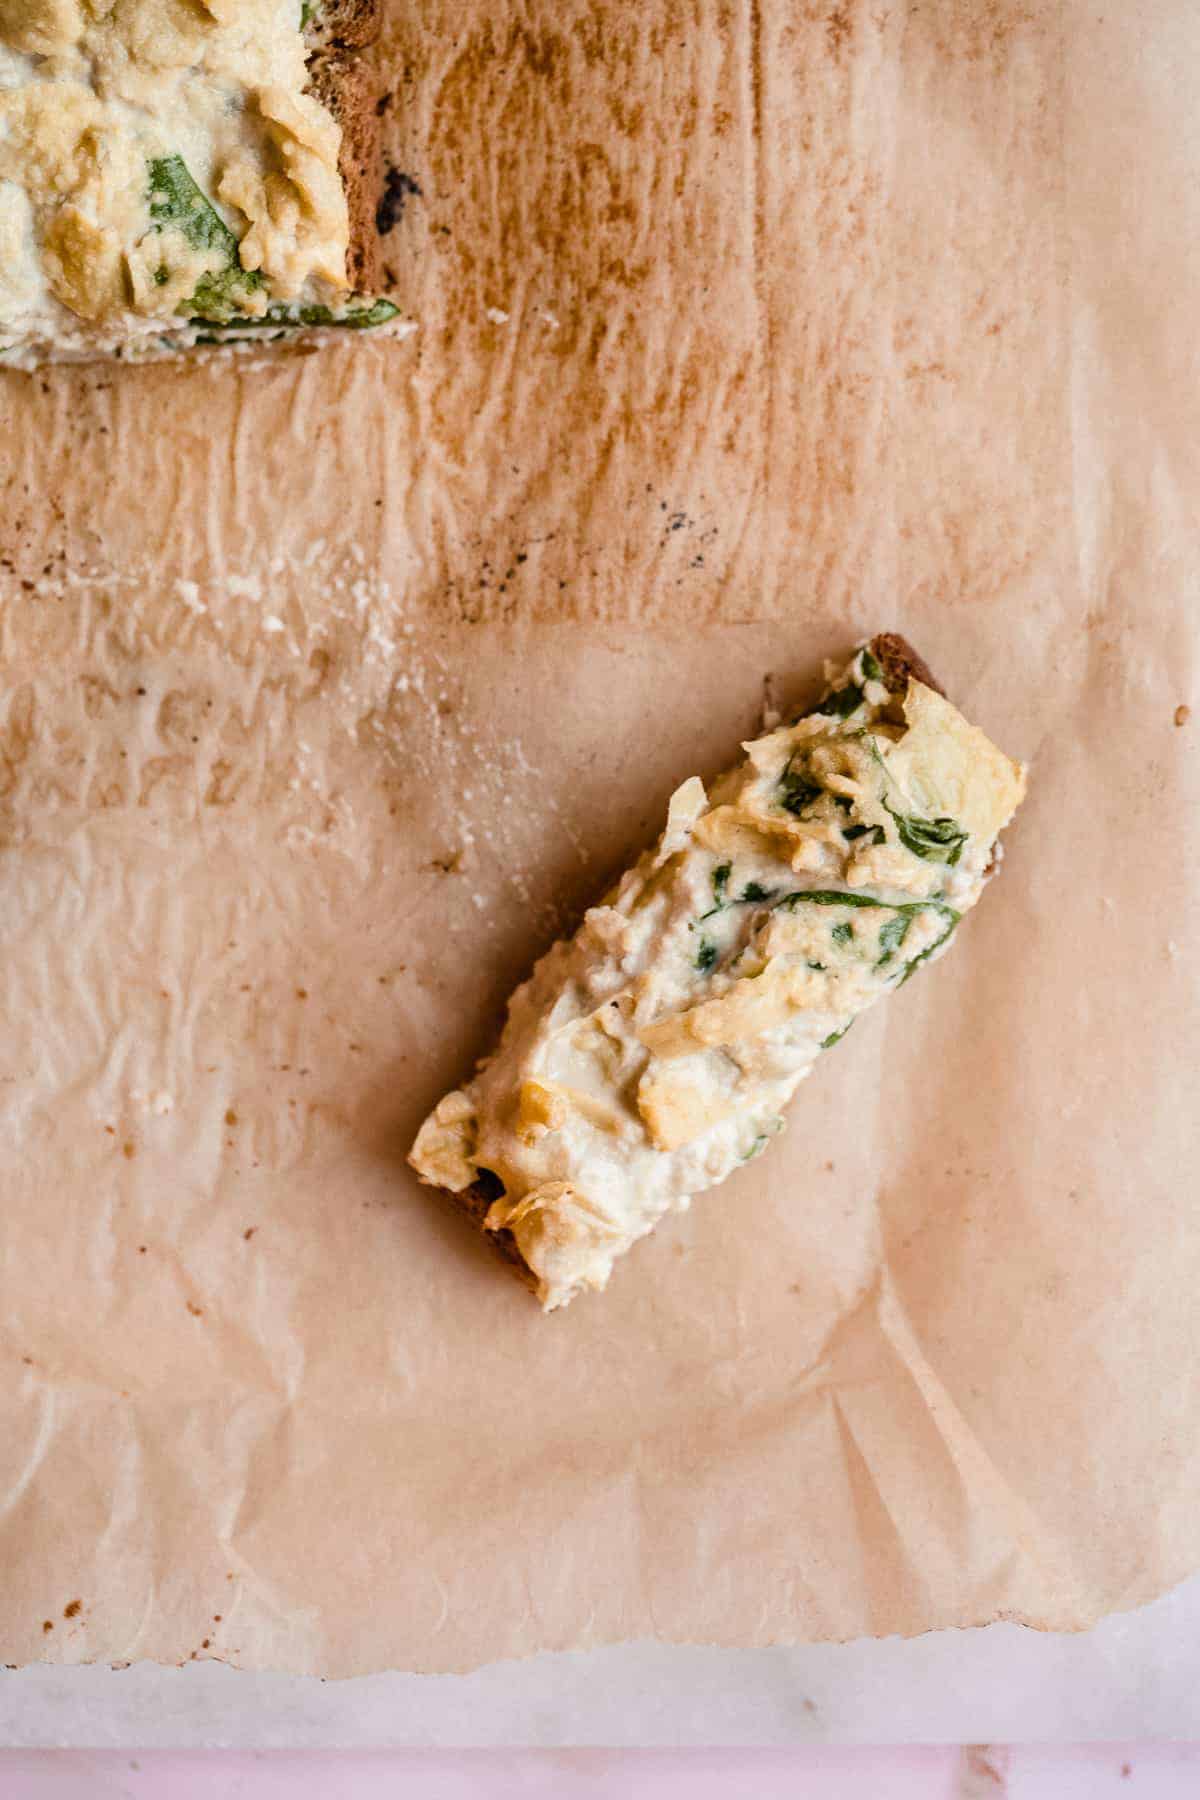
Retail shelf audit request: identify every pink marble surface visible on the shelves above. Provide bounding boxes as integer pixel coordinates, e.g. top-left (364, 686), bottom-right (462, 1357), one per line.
top-left (1, 1748), bottom-right (1199, 1796)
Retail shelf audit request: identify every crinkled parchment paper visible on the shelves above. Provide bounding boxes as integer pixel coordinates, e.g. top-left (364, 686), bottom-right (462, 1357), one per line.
top-left (0, 0), bottom-right (1197, 1675)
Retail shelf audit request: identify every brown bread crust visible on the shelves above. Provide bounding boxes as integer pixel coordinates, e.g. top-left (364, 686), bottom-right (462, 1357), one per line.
top-left (305, 1), bottom-right (385, 294)
top-left (304, 0), bottom-right (379, 51)
top-left (868, 632), bottom-right (945, 698)
top-left (449, 1176), bottom-right (539, 1293)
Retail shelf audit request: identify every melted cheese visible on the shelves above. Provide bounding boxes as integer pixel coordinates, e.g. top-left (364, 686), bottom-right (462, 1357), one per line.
top-left (0, 0), bottom-right (350, 362)
top-left (410, 648), bottom-right (1027, 1311)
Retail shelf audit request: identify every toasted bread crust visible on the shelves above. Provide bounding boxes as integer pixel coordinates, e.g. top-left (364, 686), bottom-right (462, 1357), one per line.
top-left (305, 0), bottom-right (385, 294)
top-left (451, 1177), bottom-right (539, 1293)
top-left (304, 0), bottom-right (380, 51)
top-left (868, 632), bottom-right (945, 698)
top-left (422, 636), bottom-right (949, 1301)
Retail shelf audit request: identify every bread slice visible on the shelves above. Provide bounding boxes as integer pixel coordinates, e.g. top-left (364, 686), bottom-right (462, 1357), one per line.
top-left (437, 634), bottom-right (947, 1298)
top-left (415, 637), bottom-right (1021, 1310)
top-left (0, 1), bottom-right (401, 365)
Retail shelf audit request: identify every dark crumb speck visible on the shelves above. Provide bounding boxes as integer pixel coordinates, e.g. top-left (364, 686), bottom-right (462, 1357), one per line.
top-left (63, 1601), bottom-right (82, 1619)
top-left (42, 1621), bottom-right (53, 1633)
top-left (376, 166), bottom-right (422, 236)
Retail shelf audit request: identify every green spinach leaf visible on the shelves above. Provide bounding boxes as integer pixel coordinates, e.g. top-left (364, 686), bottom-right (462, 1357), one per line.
top-left (698, 860), bottom-right (734, 922)
top-left (776, 889), bottom-right (888, 911)
top-left (148, 155), bottom-right (266, 321)
top-left (899, 910), bottom-right (960, 983)
top-left (884, 802), bottom-right (967, 866)
top-left (189, 264), bottom-right (266, 322)
top-left (817, 682), bottom-right (864, 718)
top-left (875, 913), bottom-right (912, 967)
top-left (198, 296), bottom-right (401, 333)
top-left (148, 155), bottom-right (238, 256)
top-left (778, 760), bottom-right (822, 816)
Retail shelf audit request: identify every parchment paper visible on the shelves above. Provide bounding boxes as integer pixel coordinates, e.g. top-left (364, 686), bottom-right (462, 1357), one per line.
top-left (1, 0), bottom-right (1197, 1678)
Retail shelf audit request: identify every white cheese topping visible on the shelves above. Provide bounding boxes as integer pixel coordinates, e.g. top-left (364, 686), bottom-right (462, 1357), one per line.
top-left (0, 0), bottom-right (351, 363)
top-left (411, 644), bottom-right (1027, 1312)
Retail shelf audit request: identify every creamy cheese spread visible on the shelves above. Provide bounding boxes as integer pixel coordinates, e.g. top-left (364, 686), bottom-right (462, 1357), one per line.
top-left (0, 0), bottom-right (359, 362)
top-left (411, 644), bottom-right (1027, 1311)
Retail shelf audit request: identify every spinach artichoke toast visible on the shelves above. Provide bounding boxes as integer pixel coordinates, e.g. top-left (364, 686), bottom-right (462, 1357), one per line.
top-left (410, 634), bottom-right (1027, 1312)
top-left (0, 0), bottom-right (400, 364)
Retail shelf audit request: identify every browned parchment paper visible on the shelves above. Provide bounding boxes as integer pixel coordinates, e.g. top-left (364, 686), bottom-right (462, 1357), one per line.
top-left (1, 0), bottom-right (1198, 1676)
